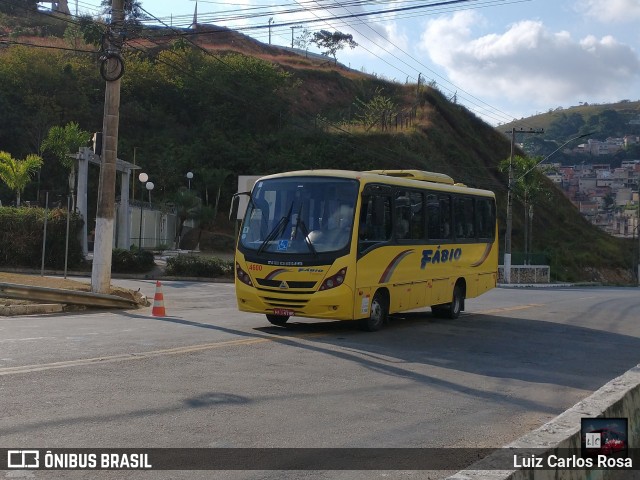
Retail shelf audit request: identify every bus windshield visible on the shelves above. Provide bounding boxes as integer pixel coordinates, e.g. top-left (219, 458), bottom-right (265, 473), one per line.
top-left (240, 176), bottom-right (359, 254)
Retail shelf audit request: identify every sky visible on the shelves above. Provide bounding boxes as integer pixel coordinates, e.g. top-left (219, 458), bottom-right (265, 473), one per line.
top-left (70, 0), bottom-right (640, 127)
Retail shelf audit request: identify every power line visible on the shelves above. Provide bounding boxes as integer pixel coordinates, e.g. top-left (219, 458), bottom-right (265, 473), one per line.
top-left (120, 0), bottom-right (532, 126)
top-left (0, 38), bottom-right (96, 53)
top-left (0, 0), bottom-right (509, 187)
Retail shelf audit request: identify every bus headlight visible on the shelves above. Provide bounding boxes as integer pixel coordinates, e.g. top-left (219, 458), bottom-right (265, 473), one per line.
top-left (236, 262), bottom-right (253, 286)
top-left (319, 268), bottom-right (347, 291)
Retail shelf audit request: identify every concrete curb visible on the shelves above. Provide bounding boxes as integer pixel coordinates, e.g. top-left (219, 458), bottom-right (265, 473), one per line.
top-left (498, 283), bottom-right (574, 288)
top-left (447, 364), bottom-right (640, 479)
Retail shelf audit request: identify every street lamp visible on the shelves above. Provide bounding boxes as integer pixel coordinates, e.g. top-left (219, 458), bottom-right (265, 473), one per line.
top-left (146, 181), bottom-right (154, 205)
top-left (138, 172), bottom-right (148, 249)
top-left (186, 171), bottom-right (193, 190)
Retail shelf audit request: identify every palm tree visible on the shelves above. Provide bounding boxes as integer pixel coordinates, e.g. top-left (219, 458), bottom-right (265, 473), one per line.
top-left (172, 188), bottom-right (201, 249)
top-left (500, 155), bottom-right (550, 264)
top-left (0, 151), bottom-right (43, 207)
top-left (42, 122), bottom-right (90, 212)
top-left (194, 204), bottom-right (216, 251)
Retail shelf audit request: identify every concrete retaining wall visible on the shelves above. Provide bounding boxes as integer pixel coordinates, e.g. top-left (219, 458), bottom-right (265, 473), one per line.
top-left (448, 365), bottom-right (640, 479)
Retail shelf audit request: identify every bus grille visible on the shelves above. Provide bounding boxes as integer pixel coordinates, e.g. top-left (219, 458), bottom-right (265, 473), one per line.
top-left (261, 296), bottom-right (309, 309)
top-left (256, 279), bottom-right (317, 289)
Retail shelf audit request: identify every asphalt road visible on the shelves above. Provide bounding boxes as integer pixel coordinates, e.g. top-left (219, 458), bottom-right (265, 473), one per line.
top-left (1, 282), bottom-right (639, 480)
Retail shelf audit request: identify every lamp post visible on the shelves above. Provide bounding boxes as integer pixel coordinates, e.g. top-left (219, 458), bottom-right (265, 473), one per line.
top-left (146, 181), bottom-right (154, 205)
top-left (138, 172), bottom-right (148, 249)
top-left (186, 171), bottom-right (193, 190)
top-left (146, 181), bottom-right (154, 250)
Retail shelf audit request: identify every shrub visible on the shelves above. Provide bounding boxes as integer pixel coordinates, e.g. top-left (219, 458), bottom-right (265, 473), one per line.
top-left (0, 206), bottom-right (84, 269)
top-left (111, 248), bottom-right (155, 273)
top-left (165, 254), bottom-right (233, 278)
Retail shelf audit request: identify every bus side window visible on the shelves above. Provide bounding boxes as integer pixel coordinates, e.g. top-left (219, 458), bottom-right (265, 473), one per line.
top-left (454, 196), bottom-right (475, 240)
top-left (439, 194), bottom-right (452, 240)
top-left (395, 192), bottom-right (411, 240)
top-left (409, 191), bottom-right (424, 239)
top-left (426, 194), bottom-right (439, 240)
top-left (359, 194), bottom-right (391, 249)
top-left (476, 198), bottom-right (495, 239)
top-left (374, 196), bottom-right (392, 240)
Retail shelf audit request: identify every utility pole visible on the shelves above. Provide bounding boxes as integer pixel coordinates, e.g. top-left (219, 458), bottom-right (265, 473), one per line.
top-left (504, 127), bottom-right (543, 284)
top-left (268, 17), bottom-right (274, 44)
top-left (91, 0), bottom-right (124, 294)
top-left (290, 25), bottom-right (302, 48)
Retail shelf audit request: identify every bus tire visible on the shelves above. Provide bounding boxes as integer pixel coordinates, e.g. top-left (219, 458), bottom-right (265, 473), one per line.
top-left (360, 291), bottom-right (388, 332)
top-left (266, 314), bottom-right (289, 327)
top-left (445, 284), bottom-right (464, 319)
top-left (431, 284), bottom-right (464, 319)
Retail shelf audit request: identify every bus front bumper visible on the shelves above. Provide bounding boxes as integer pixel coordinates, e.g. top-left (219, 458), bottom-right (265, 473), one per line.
top-left (235, 280), bottom-right (356, 321)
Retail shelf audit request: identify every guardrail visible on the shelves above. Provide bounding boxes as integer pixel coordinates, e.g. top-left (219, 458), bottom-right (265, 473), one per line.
top-left (0, 282), bottom-right (139, 309)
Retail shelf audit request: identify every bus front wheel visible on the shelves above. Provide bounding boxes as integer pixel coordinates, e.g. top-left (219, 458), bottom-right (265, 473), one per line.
top-left (360, 291), bottom-right (388, 332)
top-left (266, 314), bottom-right (289, 327)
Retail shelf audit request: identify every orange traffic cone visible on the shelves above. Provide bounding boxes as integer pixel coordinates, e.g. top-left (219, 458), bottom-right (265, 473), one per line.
top-left (151, 280), bottom-right (166, 317)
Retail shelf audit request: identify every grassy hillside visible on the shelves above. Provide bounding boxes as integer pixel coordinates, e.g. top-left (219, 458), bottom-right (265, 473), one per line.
top-left (0, 14), bottom-right (635, 283)
top-left (501, 100), bottom-right (640, 133)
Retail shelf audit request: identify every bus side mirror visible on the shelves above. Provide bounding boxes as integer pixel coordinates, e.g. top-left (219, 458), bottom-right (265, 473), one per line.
top-left (229, 195), bottom-right (240, 221)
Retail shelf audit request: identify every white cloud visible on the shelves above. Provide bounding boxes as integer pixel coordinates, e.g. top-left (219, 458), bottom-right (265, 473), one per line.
top-left (418, 11), bottom-right (640, 111)
top-left (575, 0), bottom-right (640, 23)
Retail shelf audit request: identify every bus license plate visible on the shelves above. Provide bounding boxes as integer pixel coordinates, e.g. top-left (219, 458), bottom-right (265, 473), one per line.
top-left (273, 308), bottom-right (295, 316)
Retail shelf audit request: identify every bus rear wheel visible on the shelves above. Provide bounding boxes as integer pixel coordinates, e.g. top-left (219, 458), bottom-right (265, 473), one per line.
top-left (432, 284), bottom-right (463, 319)
top-left (360, 291), bottom-right (388, 332)
top-left (266, 314), bottom-right (289, 326)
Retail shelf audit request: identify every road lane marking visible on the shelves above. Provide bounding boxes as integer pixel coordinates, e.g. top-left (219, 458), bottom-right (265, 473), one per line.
top-left (0, 333), bottom-right (326, 377)
top-left (0, 303), bottom-right (546, 376)
top-left (472, 304), bottom-right (543, 315)
top-left (0, 336), bottom-right (57, 343)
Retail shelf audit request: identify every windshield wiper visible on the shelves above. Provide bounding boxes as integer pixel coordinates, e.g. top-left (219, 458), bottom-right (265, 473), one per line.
top-left (296, 218), bottom-right (317, 257)
top-left (288, 199), bottom-right (317, 257)
top-left (257, 201), bottom-right (294, 255)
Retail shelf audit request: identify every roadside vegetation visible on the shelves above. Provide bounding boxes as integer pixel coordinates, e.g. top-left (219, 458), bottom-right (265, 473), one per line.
top-left (0, 10), bottom-right (636, 283)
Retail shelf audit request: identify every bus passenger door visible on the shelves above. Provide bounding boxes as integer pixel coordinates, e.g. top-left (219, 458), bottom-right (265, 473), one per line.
top-left (354, 187), bottom-right (392, 318)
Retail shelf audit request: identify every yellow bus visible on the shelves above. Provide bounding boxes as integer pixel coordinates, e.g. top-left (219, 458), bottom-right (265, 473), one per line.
top-left (231, 169), bottom-right (498, 331)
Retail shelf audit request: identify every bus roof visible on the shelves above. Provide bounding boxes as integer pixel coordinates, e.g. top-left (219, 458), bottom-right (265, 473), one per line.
top-left (255, 169), bottom-right (495, 197)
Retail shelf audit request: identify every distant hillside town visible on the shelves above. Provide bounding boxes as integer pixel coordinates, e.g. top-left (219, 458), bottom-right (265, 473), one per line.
top-left (544, 153), bottom-right (640, 238)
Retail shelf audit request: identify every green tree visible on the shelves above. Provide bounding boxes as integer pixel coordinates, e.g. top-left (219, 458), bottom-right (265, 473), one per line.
top-left (0, 151), bottom-right (43, 206)
top-left (199, 168), bottom-right (232, 208)
top-left (194, 204), bottom-right (216, 251)
top-left (294, 28), bottom-right (314, 57)
top-left (100, 0), bottom-right (146, 20)
top-left (311, 30), bottom-right (358, 65)
top-left (602, 193), bottom-right (616, 212)
top-left (77, 15), bottom-right (106, 48)
top-left (0, 0), bottom-right (38, 14)
top-left (172, 188), bottom-right (201, 249)
top-left (41, 122), bottom-right (90, 211)
top-left (354, 87), bottom-right (395, 131)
